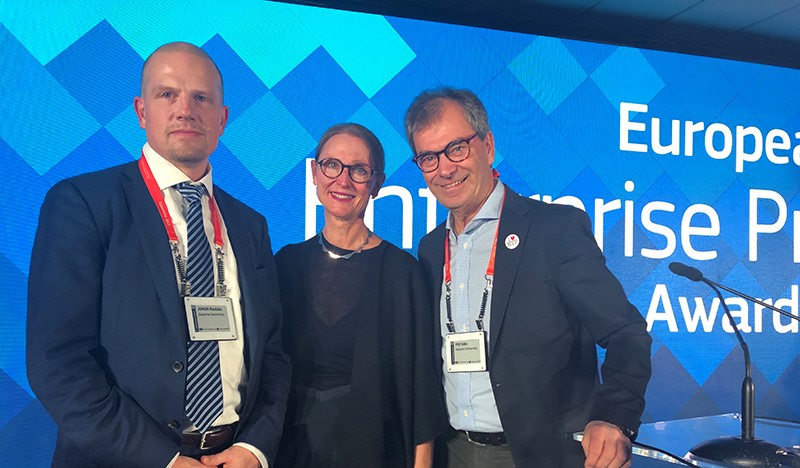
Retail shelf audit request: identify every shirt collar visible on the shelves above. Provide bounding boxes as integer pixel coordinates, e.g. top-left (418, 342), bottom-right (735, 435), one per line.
top-left (445, 179), bottom-right (505, 236)
top-left (142, 142), bottom-right (214, 197)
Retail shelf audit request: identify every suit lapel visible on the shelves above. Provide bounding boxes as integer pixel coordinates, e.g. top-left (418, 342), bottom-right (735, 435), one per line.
top-left (213, 188), bottom-right (250, 269)
top-left (213, 189), bottom-right (257, 366)
top-left (489, 188), bottom-right (531, 359)
top-left (121, 162), bottom-right (186, 340)
top-left (425, 225), bottom-right (447, 340)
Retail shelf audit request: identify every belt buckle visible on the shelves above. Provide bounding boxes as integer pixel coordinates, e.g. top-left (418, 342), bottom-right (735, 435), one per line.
top-left (465, 431), bottom-right (487, 447)
top-left (199, 431), bottom-right (212, 451)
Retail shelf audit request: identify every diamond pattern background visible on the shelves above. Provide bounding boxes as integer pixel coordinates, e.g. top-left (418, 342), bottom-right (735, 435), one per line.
top-left (1, 1), bottom-right (799, 463)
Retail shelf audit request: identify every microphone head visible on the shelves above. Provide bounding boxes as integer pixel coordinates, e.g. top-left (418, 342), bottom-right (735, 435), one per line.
top-left (669, 262), bottom-right (704, 282)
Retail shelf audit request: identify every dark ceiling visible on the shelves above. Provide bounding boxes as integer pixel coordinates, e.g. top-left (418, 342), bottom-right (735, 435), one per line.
top-left (278, 0), bottom-right (800, 70)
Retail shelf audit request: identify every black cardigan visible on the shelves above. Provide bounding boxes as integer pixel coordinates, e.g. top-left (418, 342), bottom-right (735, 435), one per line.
top-left (275, 237), bottom-right (448, 467)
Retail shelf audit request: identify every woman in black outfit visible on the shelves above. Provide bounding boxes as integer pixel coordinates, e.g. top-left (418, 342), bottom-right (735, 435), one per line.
top-left (274, 123), bottom-right (447, 467)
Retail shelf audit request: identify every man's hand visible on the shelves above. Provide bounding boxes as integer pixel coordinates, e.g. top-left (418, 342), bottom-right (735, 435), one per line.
top-left (200, 445), bottom-right (260, 468)
top-left (173, 456), bottom-right (208, 467)
top-left (581, 420), bottom-right (632, 468)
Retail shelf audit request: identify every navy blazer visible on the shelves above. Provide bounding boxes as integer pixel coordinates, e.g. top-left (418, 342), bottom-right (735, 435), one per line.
top-left (27, 161), bottom-right (290, 467)
top-left (418, 186), bottom-right (652, 466)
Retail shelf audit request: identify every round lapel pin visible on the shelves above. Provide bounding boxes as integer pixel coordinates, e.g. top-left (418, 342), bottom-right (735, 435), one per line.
top-left (504, 234), bottom-right (520, 250)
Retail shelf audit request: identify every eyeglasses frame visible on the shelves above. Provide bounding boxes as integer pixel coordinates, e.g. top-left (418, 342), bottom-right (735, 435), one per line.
top-left (412, 132), bottom-right (481, 173)
top-left (314, 157), bottom-right (377, 184)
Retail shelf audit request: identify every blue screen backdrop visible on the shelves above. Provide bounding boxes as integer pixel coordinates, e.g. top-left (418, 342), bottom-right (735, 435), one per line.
top-left (1, 1), bottom-right (799, 464)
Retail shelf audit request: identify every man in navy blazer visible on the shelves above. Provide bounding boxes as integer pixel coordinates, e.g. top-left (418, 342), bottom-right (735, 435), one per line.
top-left (27, 42), bottom-right (290, 467)
top-left (406, 88), bottom-right (651, 467)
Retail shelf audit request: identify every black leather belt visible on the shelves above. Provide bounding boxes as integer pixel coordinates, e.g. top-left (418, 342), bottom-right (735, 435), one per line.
top-left (181, 423), bottom-right (236, 451)
top-left (462, 430), bottom-right (507, 446)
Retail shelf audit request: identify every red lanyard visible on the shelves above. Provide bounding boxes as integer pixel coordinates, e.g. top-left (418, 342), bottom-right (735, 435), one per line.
top-left (443, 194), bottom-right (504, 333)
top-left (138, 154), bottom-right (227, 296)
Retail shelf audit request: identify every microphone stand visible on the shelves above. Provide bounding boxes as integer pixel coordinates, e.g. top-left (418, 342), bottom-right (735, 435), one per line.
top-left (670, 263), bottom-right (800, 467)
top-left (703, 276), bottom-right (800, 323)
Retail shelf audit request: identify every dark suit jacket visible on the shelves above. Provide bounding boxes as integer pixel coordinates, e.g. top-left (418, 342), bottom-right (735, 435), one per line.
top-left (27, 161), bottom-right (291, 467)
top-left (418, 186), bottom-right (652, 467)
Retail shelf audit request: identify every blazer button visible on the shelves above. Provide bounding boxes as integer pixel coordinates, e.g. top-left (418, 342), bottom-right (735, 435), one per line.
top-left (171, 361), bottom-right (184, 373)
top-left (167, 420), bottom-right (180, 429)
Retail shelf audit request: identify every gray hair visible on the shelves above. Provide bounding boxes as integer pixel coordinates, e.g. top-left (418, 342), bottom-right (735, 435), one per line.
top-left (404, 87), bottom-right (491, 154)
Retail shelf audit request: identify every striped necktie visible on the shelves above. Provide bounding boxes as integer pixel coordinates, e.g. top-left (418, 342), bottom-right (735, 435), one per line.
top-left (176, 182), bottom-right (223, 433)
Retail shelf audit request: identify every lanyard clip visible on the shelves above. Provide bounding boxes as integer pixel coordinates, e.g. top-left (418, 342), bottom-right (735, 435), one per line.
top-left (215, 247), bottom-right (226, 297)
top-left (170, 241), bottom-right (182, 268)
top-left (445, 284), bottom-right (455, 334)
top-left (171, 241), bottom-right (190, 296)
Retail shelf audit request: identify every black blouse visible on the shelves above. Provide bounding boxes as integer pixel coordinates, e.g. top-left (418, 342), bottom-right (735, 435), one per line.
top-left (291, 236), bottom-right (382, 390)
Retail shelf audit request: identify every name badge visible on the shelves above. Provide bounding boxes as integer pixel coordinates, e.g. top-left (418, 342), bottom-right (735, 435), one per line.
top-left (183, 297), bottom-right (237, 341)
top-left (445, 331), bottom-right (487, 373)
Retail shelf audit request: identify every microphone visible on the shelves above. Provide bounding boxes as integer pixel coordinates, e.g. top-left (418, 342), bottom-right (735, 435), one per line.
top-left (668, 262), bottom-right (703, 282)
top-left (668, 262), bottom-right (800, 467)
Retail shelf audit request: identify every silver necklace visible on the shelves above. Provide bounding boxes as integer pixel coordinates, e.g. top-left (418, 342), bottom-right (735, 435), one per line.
top-left (318, 229), bottom-right (372, 259)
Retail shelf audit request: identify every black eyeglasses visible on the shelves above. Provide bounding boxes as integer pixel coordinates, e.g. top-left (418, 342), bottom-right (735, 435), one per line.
top-left (412, 132), bottom-right (480, 173)
top-left (315, 158), bottom-right (376, 184)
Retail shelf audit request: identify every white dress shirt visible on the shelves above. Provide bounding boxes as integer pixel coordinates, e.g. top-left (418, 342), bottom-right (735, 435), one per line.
top-left (142, 144), bottom-right (267, 467)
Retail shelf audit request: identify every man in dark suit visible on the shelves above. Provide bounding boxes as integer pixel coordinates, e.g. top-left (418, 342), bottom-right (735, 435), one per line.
top-left (27, 42), bottom-right (290, 468)
top-left (405, 88), bottom-right (652, 467)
